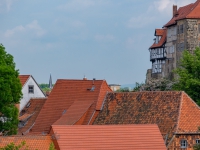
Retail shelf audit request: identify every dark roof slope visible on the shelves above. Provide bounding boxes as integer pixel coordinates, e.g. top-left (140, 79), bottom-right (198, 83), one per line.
top-left (52, 125), bottom-right (167, 150)
top-left (94, 91), bottom-right (200, 144)
top-left (31, 79), bottom-right (111, 133)
top-left (94, 92), bottom-right (181, 137)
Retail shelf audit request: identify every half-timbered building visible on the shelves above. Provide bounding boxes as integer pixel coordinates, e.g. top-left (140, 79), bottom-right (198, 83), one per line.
top-left (149, 29), bottom-right (167, 79)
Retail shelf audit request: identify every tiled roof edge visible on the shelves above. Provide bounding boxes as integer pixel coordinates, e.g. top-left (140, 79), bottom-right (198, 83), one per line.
top-left (175, 91), bottom-right (183, 133)
top-left (182, 91), bottom-right (200, 109)
top-left (22, 75), bottom-right (31, 88)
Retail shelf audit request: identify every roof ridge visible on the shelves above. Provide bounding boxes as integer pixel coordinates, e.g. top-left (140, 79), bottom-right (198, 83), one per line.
top-left (175, 91), bottom-right (183, 133)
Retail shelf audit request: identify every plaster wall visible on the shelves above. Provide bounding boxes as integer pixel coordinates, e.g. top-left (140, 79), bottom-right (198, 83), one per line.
top-left (20, 77), bottom-right (45, 112)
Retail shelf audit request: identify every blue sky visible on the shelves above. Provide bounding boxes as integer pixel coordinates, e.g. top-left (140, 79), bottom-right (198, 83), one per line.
top-left (0, 0), bottom-right (196, 84)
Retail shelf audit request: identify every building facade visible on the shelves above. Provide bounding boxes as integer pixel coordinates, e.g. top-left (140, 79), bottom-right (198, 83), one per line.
top-left (147, 0), bottom-right (200, 81)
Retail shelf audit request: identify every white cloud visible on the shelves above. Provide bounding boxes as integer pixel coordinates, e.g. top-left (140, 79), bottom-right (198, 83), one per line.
top-left (5, 20), bottom-right (45, 38)
top-left (127, 15), bottom-right (155, 28)
top-left (94, 34), bottom-right (115, 42)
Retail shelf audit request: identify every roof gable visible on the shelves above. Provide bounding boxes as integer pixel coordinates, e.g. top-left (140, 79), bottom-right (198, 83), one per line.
top-left (51, 125), bottom-right (167, 150)
top-left (176, 92), bottom-right (200, 133)
top-left (31, 79), bottom-right (111, 133)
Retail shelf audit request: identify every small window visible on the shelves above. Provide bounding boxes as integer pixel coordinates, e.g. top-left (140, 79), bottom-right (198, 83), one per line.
top-left (180, 139), bottom-right (187, 148)
top-left (28, 85), bottom-right (34, 94)
top-left (196, 139), bottom-right (200, 144)
top-left (179, 24), bottom-right (184, 34)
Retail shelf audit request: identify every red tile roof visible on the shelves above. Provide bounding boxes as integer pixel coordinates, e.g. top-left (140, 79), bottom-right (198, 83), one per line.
top-left (18, 75), bottom-right (30, 86)
top-left (150, 29), bottom-right (166, 49)
top-left (94, 91), bottom-right (200, 145)
top-left (53, 100), bottom-right (93, 125)
top-left (51, 125), bottom-right (167, 150)
top-left (0, 135), bottom-right (53, 150)
top-left (176, 92), bottom-right (200, 133)
top-left (164, 0), bottom-right (200, 27)
top-left (31, 79), bottom-right (112, 133)
top-left (18, 98), bottom-right (47, 135)
top-left (155, 29), bottom-right (165, 36)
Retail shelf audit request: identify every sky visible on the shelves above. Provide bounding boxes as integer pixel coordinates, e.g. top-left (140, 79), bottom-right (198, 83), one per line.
top-left (0, 0), bottom-right (196, 85)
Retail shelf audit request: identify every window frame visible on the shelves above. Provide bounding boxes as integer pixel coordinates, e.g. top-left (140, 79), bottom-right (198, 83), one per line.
top-left (28, 85), bottom-right (34, 94)
top-left (196, 139), bottom-right (200, 144)
top-left (180, 139), bottom-right (187, 148)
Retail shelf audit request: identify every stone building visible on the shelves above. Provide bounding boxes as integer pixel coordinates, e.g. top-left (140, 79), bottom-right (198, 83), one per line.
top-left (147, 0), bottom-right (200, 81)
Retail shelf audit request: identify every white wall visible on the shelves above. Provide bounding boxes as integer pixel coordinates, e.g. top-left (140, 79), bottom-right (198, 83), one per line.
top-left (20, 76), bottom-right (45, 112)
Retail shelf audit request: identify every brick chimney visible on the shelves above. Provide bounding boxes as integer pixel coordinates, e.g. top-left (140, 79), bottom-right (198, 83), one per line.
top-left (173, 5), bottom-right (177, 17)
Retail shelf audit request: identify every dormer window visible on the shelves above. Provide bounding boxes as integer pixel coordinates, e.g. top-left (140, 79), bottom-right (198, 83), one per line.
top-left (28, 85), bottom-right (34, 94)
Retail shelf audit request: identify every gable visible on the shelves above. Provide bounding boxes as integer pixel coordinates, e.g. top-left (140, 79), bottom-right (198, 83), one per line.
top-left (176, 92), bottom-right (200, 133)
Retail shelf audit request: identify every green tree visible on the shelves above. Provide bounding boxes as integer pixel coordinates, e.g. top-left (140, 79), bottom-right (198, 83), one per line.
top-left (116, 87), bottom-right (130, 92)
top-left (194, 144), bottom-right (200, 150)
top-left (0, 141), bottom-right (27, 150)
top-left (49, 142), bottom-right (56, 150)
top-left (0, 44), bottom-right (22, 135)
top-left (173, 47), bottom-right (200, 105)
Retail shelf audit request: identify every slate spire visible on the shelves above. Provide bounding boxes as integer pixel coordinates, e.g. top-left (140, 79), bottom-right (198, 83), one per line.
top-left (49, 74), bottom-right (53, 89)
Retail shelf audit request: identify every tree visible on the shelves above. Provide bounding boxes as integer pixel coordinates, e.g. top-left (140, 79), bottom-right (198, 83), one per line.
top-left (0, 141), bottom-right (27, 150)
top-left (0, 44), bottom-right (22, 135)
top-left (173, 47), bottom-right (200, 105)
top-left (116, 87), bottom-right (130, 92)
top-left (133, 79), bottom-right (175, 92)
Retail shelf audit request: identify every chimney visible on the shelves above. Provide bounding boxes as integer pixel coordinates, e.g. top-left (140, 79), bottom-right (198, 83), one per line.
top-left (173, 5), bottom-right (177, 17)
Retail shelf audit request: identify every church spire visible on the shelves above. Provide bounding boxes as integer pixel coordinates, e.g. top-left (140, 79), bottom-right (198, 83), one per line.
top-left (49, 74), bottom-right (53, 89)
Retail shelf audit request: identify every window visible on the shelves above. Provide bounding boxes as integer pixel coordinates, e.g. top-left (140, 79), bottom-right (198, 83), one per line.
top-left (196, 139), bottom-right (200, 144)
top-left (180, 139), bottom-right (187, 148)
top-left (178, 24), bottom-right (184, 34)
top-left (28, 85), bottom-right (34, 94)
